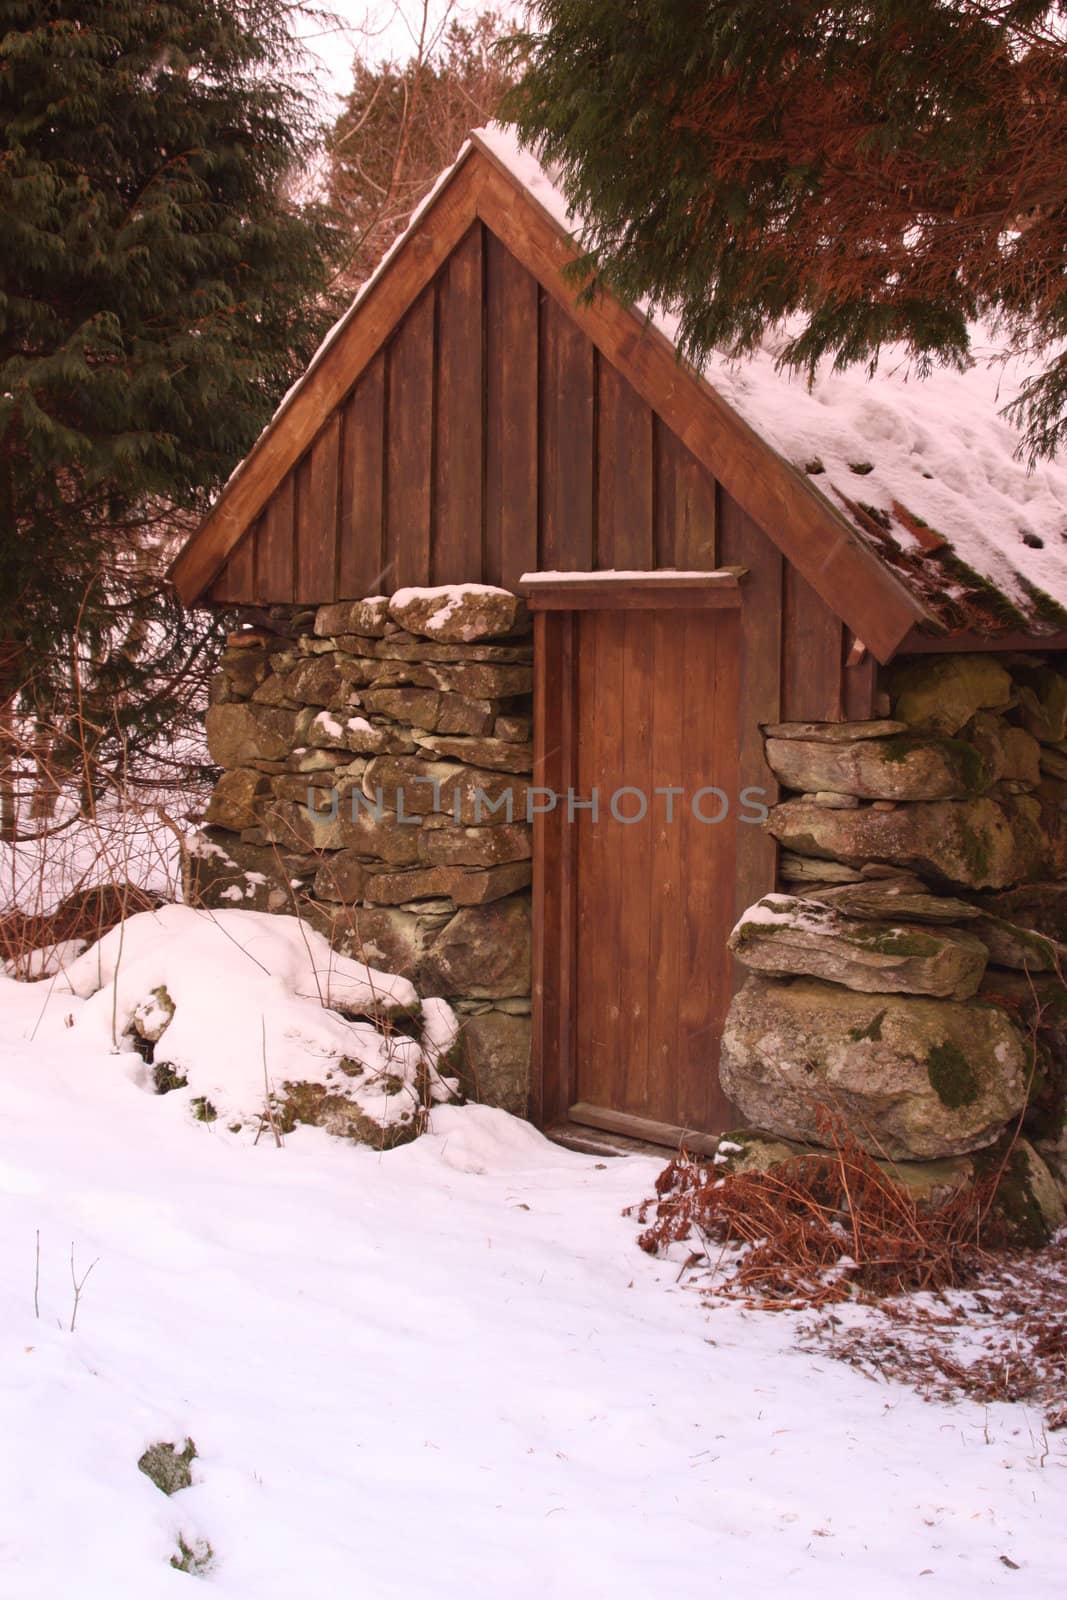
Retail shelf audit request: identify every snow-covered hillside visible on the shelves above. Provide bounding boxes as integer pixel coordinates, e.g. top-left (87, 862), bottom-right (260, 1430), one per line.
top-left (0, 950), bottom-right (1062, 1598)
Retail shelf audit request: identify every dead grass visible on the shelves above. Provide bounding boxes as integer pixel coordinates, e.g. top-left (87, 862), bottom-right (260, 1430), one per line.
top-left (801, 1239), bottom-right (1067, 1433)
top-left (629, 1110), bottom-right (1025, 1309)
top-left (630, 1109), bottom-right (1066, 1429)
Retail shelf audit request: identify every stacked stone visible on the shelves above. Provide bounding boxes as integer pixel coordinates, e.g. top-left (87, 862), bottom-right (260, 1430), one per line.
top-left (192, 586), bottom-right (534, 1112)
top-left (720, 651), bottom-right (1067, 1231)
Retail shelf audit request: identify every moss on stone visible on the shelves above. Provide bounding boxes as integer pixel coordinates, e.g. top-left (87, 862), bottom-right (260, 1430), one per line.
top-left (848, 925), bottom-right (941, 957)
top-left (138, 1438), bottom-right (197, 1496)
top-left (152, 1062), bottom-right (188, 1095)
top-left (974, 1140), bottom-right (1060, 1249)
top-left (849, 1008), bottom-right (887, 1043)
top-left (926, 1041), bottom-right (979, 1109)
top-left (955, 816), bottom-right (993, 883)
top-left (170, 1534), bottom-right (215, 1577)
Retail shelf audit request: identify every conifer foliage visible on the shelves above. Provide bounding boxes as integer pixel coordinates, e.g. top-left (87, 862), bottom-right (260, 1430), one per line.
top-left (505, 1), bottom-right (1067, 461)
top-left (0, 0), bottom-right (340, 807)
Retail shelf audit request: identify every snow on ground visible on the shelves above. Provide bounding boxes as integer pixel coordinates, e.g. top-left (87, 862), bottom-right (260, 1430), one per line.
top-left (1, 965), bottom-right (1064, 1598)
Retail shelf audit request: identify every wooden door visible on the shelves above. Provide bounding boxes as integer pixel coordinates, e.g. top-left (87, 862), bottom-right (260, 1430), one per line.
top-left (533, 594), bottom-right (741, 1149)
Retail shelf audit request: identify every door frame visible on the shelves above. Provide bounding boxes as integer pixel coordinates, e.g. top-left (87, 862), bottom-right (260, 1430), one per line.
top-left (522, 571), bottom-right (744, 1145)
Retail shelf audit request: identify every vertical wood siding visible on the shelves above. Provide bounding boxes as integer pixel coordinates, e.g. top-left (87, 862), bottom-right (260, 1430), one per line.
top-left (208, 223), bottom-right (732, 606)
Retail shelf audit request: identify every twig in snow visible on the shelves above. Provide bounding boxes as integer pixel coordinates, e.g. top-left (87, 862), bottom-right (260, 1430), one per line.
top-left (69, 1243), bottom-right (98, 1333)
top-left (254, 1016), bottom-right (284, 1149)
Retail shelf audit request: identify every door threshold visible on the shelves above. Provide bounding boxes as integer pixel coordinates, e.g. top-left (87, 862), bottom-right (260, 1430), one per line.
top-left (543, 1121), bottom-right (676, 1160)
top-left (567, 1102), bottom-right (723, 1158)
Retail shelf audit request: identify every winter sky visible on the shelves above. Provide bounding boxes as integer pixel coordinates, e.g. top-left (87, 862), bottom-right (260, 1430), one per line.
top-left (295, 0), bottom-right (511, 109)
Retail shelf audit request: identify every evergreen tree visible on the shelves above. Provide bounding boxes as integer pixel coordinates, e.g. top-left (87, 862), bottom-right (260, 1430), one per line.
top-left (0, 0), bottom-right (341, 824)
top-left (505, 1), bottom-right (1067, 461)
top-left (327, 10), bottom-right (516, 292)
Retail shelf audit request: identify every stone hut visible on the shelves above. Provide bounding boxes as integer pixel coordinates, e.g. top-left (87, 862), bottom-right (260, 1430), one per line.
top-left (170, 126), bottom-right (1067, 1201)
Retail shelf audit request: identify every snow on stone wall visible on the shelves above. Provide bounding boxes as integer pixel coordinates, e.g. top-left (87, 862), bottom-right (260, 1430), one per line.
top-left (194, 586), bottom-right (534, 1114)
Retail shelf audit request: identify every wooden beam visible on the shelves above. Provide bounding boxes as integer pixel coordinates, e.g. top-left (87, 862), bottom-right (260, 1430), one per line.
top-left (169, 153), bottom-right (489, 605)
top-left (469, 143), bottom-right (930, 664)
top-left (522, 570), bottom-right (743, 610)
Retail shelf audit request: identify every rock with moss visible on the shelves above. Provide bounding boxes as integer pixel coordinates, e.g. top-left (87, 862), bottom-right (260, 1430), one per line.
top-left (766, 795), bottom-right (1047, 889)
top-left (138, 1438), bottom-right (197, 1496)
top-left (764, 732), bottom-right (995, 801)
top-left (973, 1137), bottom-right (1066, 1246)
top-left (171, 1535), bottom-right (215, 1576)
top-left (807, 877), bottom-right (981, 924)
top-left (968, 915), bottom-right (1067, 973)
top-left (715, 1129), bottom-right (1062, 1232)
top-left (730, 895), bottom-right (988, 999)
top-left (720, 975), bottom-right (1028, 1160)
top-left (889, 655), bottom-right (1013, 735)
top-left (276, 1078), bottom-right (421, 1148)
top-left (129, 986), bottom-right (175, 1044)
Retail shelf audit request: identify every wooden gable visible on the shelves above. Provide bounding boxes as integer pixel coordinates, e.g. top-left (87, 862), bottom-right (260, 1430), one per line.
top-left (208, 224), bottom-right (720, 605)
top-left (171, 138), bottom-right (931, 662)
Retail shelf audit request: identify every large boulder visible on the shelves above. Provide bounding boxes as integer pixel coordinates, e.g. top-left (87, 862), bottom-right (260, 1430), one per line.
top-left (388, 584), bottom-right (522, 643)
top-left (730, 895), bottom-right (988, 999)
top-left (766, 795), bottom-right (1046, 889)
top-left (764, 733), bottom-right (992, 801)
top-left (719, 975), bottom-right (1028, 1159)
top-left (889, 655), bottom-right (1013, 735)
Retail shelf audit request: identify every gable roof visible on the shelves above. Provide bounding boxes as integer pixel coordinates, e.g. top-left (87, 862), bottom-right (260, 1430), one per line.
top-left (170, 126), bottom-right (1067, 659)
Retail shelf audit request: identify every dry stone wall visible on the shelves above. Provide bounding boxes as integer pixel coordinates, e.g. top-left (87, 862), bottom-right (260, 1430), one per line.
top-left (191, 587), bottom-right (535, 1113)
top-left (721, 650), bottom-right (1067, 1231)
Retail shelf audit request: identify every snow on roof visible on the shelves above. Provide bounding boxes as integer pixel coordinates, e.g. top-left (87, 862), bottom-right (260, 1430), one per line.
top-left (476, 123), bottom-right (1067, 635)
